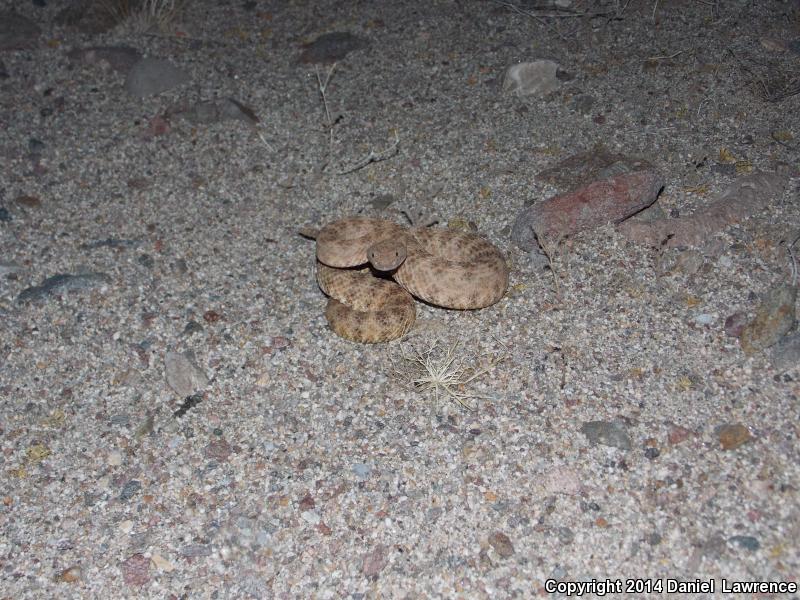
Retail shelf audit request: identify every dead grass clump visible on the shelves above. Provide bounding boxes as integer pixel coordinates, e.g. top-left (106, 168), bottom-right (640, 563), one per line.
top-left (99, 0), bottom-right (188, 34)
top-left (391, 340), bottom-right (506, 411)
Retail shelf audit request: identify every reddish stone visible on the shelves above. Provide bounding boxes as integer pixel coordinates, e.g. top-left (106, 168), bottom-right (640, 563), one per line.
top-left (667, 424), bottom-right (694, 445)
top-left (488, 532), bottom-right (515, 557)
top-left (361, 544), bottom-right (389, 578)
top-left (121, 554), bottom-right (150, 587)
top-left (619, 171), bottom-right (788, 248)
top-left (316, 522), bottom-right (332, 536)
top-left (203, 310), bottom-right (222, 323)
top-left (15, 195), bottom-right (41, 208)
top-left (718, 423), bottom-right (753, 450)
top-left (204, 439), bottom-right (232, 461)
top-left (298, 493), bottom-right (315, 510)
top-left (145, 115), bottom-right (170, 137)
top-left (512, 170), bottom-right (663, 245)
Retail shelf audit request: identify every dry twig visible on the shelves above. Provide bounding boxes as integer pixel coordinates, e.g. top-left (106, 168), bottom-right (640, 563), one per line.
top-left (337, 130), bottom-right (401, 175)
top-left (312, 63), bottom-right (400, 175)
top-left (315, 62), bottom-right (338, 168)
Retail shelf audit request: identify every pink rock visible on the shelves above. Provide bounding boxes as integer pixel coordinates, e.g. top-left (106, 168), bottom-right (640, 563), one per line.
top-left (121, 553), bottom-right (150, 587)
top-left (619, 171), bottom-right (788, 248)
top-left (512, 170), bottom-right (662, 246)
top-left (667, 423), bottom-right (694, 445)
top-left (361, 544), bottom-right (389, 578)
top-left (204, 439), bottom-right (232, 462)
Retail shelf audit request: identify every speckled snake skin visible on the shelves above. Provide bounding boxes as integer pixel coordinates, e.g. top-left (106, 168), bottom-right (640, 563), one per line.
top-left (315, 217), bottom-right (509, 343)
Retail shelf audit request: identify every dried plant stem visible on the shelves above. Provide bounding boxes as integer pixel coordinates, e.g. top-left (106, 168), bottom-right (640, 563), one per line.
top-left (537, 234), bottom-right (562, 298)
top-left (337, 130), bottom-right (400, 175)
top-left (313, 62), bottom-right (400, 175)
top-left (393, 340), bottom-right (506, 411)
top-left (315, 62), bottom-right (337, 165)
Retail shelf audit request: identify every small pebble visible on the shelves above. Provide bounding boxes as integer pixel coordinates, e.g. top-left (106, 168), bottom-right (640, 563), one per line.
top-left (300, 32), bottom-right (369, 64)
top-left (301, 510), bottom-right (321, 525)
top-left (119, 480), bottom-right (142, 502)
top-left (351, 463), bottom-right (372, 479)
top-left (644, 447), bottom-right (660, 460)
top-left (164, 351), bottom-right (209, 397)
top-left (667, 423), bottom-right (694, 445)
top-left (488, 531), bottom-right (515, 557)
top-left (150, 553), bottom-right (175, 572)
top-left (646, 532), bottom-right (662, 546)
top-left (502, 60), bottom-right (560, 97)
top-left (14, 195), bottom-right (41, 209)
top-left (580, 420), bottom-right (632, 451)
top-left (728, 535), bottom-right (760, 551)
top-left (770, 331), bottom-right (800, 373)
top-left (740, 285), bottom-right (797, 355)
top-left (17, 272), bottom-right (111, 303)
top-left (717, 423), bottom-right (753, 450)
top-left (55, 565), bottom-right (82, 583)
top-left (120, 553), bottom-right (150, 587)
top-left (181, 544), bottom-right (212, 557)
top-left (724, 312), bottom-right (748, 337)
top-left (361, 544), bottom-right (389, 578)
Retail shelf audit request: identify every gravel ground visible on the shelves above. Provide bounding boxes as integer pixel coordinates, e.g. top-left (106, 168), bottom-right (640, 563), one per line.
top-left (1, 0), bottom-right (799, 598)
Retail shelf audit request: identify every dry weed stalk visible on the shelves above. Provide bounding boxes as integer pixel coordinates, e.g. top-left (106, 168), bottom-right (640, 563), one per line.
top-left (99, 0), bottom-right (188, 33)
top-left (536, 233), bottom-right (564, 298)
top-left (315, 62), bottom-right (337, 165)
top-left (392, 340), bottom-right (506, 411)
top-left (313, 63), bottom-right (400, 175)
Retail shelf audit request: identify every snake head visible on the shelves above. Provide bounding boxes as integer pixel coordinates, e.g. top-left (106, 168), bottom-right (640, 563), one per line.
top-left (367, 238), bottom-right (408, 271)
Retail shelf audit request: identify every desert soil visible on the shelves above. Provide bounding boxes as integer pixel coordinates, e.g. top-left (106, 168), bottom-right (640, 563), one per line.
top-left (1, 0), bottom-right (799, 598)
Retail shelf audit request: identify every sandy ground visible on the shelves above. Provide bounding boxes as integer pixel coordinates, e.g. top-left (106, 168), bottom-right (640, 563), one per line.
top-left (1, 0), bottom-right (800, 597)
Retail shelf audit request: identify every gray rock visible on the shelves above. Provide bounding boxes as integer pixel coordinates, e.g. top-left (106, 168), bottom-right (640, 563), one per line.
top-left (299, 32), bottom-right (369, 64)
top-left (740, 285), bottom-right (797, 355)
top-left (178, 98), bottom-right (259, 125)
top-left (580, 420), bottom-right (632, 451)
top-left (180, 544), bottom-right (212, 557)
top-left (502, 60), bottom-right (560, 97)
top-left (571, 94), bottom-right (595, 115)
top-left (17, 272), bottom-right (111, 303)
top-left (770, 331), bottom-right (800, 373)
top-left (351, 462), bottom-right (372, 479)
top-left (119, 480), bottom-right (142, 502)
top-left (0, 13), bottom-right (41, 51)
top-left (124, 58), bottom-right (190, 97)
top-left (164, 351), bottom-right (209, 397)
top-left (728, 535), bottom-right (760, 551)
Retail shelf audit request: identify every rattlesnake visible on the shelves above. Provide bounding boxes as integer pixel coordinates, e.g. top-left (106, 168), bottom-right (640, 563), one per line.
top-left (314, 217), bottom-right (509, 343)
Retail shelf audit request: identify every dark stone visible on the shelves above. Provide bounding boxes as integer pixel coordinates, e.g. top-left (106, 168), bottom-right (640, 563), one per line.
top-left (728, 535), bottom-right (760, 551)
top-left (17, 272), bottom-right (111, 303)
top-left (0, 12), bottom-right (41, 50)
top-left (300, 32), bottom-right (369, 64)
top-left (119, 479), bottom-right (142, 502)
top-left (580, 420), bottom-right (632, 451)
